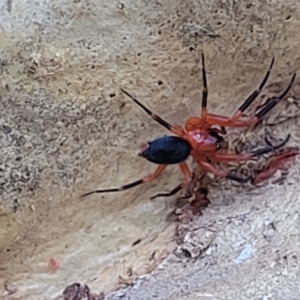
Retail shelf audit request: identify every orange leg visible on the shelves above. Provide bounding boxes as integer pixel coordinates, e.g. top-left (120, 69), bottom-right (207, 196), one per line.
top-left (210, 152), bottom-right (253, 162)
top-left (209, 134), bottom-right (290, 163)
top-left (195, 134), bottom-right (290, 183)
top-left (179, 162), bottom-right (193, 186)
top-left (197, 159), bottom-right (251, 183)
top-left (150, 162), bottom-right (193, 199)
top-left (203, 73), bottom-right (295, 128)
top-left (81, 164), bottom-right (167, 197)
top-left (143, 164), bottom-right (168, 182)
top-left (209, 135), bottom-right (289, 162)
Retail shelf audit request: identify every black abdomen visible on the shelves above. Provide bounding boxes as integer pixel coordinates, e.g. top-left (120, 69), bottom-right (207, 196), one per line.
top-left (140, 136), bottom-right (191, 164)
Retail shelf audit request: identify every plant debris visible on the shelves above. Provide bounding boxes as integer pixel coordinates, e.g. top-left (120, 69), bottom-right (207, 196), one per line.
top-left (252, 148), bottom-right (299, 185)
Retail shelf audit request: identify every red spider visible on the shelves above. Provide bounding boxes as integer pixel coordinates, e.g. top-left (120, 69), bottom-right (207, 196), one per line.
top-left (82, 54), bottom-right (296, 199)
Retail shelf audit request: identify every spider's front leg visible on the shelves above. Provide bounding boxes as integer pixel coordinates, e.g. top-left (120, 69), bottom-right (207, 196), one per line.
top-left (120, 89), bottom-right (185, 136)
top-left (209, 134), bottom-right (290, 162)
top-left (200, 53), bottom-right (296, 129)
top-left (195, 134), bottom-right (290, 183)
top-left (205, 73), bottom-right (295, 128)
top-left (197, 159), bottom-right (252, 183)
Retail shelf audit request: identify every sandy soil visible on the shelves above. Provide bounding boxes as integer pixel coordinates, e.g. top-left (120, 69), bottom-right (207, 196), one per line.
top-left (0, 0), bottom-right (300, 299)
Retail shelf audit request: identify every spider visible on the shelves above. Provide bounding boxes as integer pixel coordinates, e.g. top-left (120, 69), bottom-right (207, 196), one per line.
top-left (82, 54), bottom-right (296, 199)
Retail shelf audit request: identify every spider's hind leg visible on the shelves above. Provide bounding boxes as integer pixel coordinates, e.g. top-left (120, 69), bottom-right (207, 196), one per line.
top-left (81, 164), bottom-right (167, 198)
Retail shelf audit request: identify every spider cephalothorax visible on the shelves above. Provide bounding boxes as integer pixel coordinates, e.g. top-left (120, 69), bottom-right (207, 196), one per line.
top-left (82, 54), bottom-right (296, 199)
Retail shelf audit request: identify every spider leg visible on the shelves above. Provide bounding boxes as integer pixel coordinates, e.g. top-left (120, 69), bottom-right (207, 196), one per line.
top-left (81, 164), bottom-right (167, 198)
top-left (197, 160), bottom-right (252, 183)
top-left (150, 162), bottom-right (193, 199)
top-left (254, 74), bottom-right (296, 121)
top-left (202, 56), bottom-right (274, 124)
top-left (204, 73), bottom-right (296, 127)
top-left (121, 88), bottom-right (185, 136)
top-left (150, 183), bottom-right (183, 199)
top-left (231, 57), bottom-right (275, 119)
top-left (200, 53), bottom-right (208, 119)
top-left (210, 134), bottom-right (290, 162)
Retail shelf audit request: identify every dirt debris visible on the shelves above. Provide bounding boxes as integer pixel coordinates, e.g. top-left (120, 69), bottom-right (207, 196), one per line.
top-left (175, 226), bottom-right (216, 259)
top-left (62, 283), bottom-right (104, 300)
top-left (169, 187), bottom-right (211, 224)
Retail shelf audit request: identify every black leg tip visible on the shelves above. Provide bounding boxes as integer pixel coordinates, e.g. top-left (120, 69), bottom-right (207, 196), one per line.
top-left (150, 183), bottom-right (183, 200)
top-left (226, 173), bottom-right (252, 183)
top-left (81, 191), bottom-right (95, 198)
